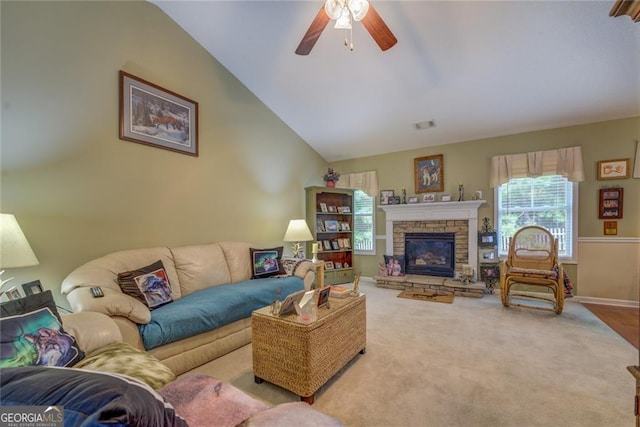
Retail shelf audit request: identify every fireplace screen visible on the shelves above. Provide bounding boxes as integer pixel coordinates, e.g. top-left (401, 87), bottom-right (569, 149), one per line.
top-left (404, 232), bottom-right (456, 277)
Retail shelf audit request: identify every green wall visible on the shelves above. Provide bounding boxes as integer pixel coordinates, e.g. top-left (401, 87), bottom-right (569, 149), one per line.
top-left (1, 1), bottom-right (328, 307)
top-left (332, 117), bottom-right (640, 282)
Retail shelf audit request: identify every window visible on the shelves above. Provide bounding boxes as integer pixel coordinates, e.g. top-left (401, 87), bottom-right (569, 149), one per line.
top-left (495, 175), bottom-right (577, 260)
top-left (353, 190), bottom-right (375, 255)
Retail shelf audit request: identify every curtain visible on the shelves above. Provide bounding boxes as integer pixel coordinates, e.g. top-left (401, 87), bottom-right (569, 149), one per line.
top-left (490, 146), bottom-right (584, 188)
top-left (336, 170), bottom-right (379, 197)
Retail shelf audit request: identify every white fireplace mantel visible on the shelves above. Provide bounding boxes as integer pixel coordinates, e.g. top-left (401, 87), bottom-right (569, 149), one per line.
top-left (379, 200), bottom-right (486, 276)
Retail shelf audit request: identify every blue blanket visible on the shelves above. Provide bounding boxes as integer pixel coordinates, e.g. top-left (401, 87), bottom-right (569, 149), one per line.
top-left (138, 276), bottom-right (304, 350)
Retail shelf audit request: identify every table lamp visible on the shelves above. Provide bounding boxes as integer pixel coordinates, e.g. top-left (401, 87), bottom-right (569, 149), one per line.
top-left (0, 214), bottom-right (40, 297)
top-left (283, 219), bottom-right (313, 259)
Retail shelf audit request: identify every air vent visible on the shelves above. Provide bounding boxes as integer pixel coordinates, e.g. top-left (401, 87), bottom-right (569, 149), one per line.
top-left (414, 120), bottom-right (436, 130)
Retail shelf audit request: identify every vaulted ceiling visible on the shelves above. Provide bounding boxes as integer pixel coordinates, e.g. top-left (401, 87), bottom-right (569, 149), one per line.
top-left (152, 1), bottom-right (640, 162)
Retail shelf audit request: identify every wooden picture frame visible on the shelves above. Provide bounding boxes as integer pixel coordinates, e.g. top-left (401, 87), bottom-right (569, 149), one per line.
top-left (414, 154), bottom-right (444, 193)
top-left (325, 261), bottom-right (334, 270)
top-left (324, 220), bottom-right (339, 232)
top-left (599, 188), bottom-right (623, 219)
top-left (119, 71), bottom-right (199, 156)
top-left (317, 286), bottom-right (331, 307)
top-left (22, 280), bottom-right (44, 296)
top-left (597, 158), bottom-right (630, 180)
top-left (604, 221), bottom-right (618, 236)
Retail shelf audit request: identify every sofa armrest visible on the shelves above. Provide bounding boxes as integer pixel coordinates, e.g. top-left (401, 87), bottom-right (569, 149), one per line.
top-left (62, 312), bottom-right (123, 355)
top-left (293, 260), bottom-right (316, 290)
top-left (65, 286), bottom-right (151, 324)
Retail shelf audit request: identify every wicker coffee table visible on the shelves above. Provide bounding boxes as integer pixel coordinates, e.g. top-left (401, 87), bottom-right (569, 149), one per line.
top-left (252, 294), bottom-right (366, 404)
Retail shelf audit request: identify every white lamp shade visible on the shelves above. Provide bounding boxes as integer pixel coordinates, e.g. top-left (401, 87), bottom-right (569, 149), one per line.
top-left (283, 219), bottom-right (314, 242)
top-left (1, 214), bottom-right (39, 268)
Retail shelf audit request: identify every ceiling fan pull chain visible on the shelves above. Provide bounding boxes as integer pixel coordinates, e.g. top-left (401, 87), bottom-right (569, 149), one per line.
top-left (350, 26), bottom-right (354, 51)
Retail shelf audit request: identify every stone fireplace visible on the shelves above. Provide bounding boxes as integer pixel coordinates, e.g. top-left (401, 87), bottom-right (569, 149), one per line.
top-left (379, 201), bottom-right (484, 279)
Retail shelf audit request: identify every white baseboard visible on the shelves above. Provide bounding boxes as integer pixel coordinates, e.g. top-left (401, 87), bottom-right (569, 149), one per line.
top-left (575, 296), bottom-right (639, 308)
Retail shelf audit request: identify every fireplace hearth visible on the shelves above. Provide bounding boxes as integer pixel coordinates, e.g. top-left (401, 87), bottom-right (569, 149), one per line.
top-left (405, 232), bottom-right (456, 277)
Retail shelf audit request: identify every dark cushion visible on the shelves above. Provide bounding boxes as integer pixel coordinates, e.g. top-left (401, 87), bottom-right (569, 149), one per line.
top-left (0, 290), bottom-right (84, 368)
top-left (117, 260), bottom-right (174, 309)
top-left (250, 247), bottom-right (286, 279)
top-left (0, 366), bottom-right (187, 426)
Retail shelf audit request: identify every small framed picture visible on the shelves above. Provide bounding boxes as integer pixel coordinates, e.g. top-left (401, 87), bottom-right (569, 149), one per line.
top-left (323, 240), bottom-right (332, 250)
top-left (341, 206), bottom-right (351, 213)
top-left (316, 219), bottom-right (325, 233)
top-left (599, 188), bottom-right (623, 219)
top-left (335, 262), bottom-right (343, 269)
top-left (340, 222), bottom-right (351, 231)
top-left (480, 264), bottom-right (500, 280)
top-left (597, 158), bottom-right (631, 180)
top-left (408, 196), bottom-right (418, 204)
top-left (6, 286), bottom-right (21, 300)
top-left (604, 220), bottom-right (618, 235)
top-left (319, 202), bottom-right (328, 212)
top-left (328, 206), bottom-right (337, 213)
top-left (478, 232), bottom-right (497, 248)
top-left (423, 194), bottom-right (435, 203)
top-left (479, 248), bottom-right (498, 262)
top-left (324, 220), bottom-right (339, 232)
top-left (22, 280), bottom-right (44, 296)
top-left (331, 240), bottom-right (340, 250)
top-left (325, 261), bottom-right (334, 270)
top-left (317, 286), bottom-right (331, 308)
top-left (380, 190), bottom-right (394, 205)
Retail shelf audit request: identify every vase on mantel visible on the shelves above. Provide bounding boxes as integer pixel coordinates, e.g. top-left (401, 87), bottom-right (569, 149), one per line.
top-left (326, 181), bottom-right (336, 188)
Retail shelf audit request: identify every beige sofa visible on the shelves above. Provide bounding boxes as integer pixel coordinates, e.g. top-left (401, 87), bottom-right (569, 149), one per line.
top-left (61, 241), bottom-right (315, 375)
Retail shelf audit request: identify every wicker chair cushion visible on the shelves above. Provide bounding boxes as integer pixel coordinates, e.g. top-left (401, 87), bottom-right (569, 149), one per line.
top-left (509, 267), bottom-right (558, 279)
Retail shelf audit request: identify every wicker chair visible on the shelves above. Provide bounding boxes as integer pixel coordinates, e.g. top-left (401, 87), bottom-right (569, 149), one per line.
top-left (500, 226), bottom-right (564, 314)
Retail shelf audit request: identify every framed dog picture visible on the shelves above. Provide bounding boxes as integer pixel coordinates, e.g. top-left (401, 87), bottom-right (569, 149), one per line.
top-left (414, 154), bottom-right (444, 193)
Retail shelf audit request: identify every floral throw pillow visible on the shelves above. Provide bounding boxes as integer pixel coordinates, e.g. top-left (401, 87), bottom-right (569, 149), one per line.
top-left (117, 260), bottom-right (173, 310)
top-left (250, 247), bottom-right (286, 279)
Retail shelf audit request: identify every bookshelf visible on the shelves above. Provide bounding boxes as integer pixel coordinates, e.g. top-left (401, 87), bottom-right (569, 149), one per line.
top-left (305, 186), bottom-right (354, 285)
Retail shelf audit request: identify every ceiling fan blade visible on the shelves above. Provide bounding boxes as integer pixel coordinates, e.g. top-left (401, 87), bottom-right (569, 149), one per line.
top-left (361, 4), bottom-right (397, 51)
top-left (295, 6), bottom-right (331, 55)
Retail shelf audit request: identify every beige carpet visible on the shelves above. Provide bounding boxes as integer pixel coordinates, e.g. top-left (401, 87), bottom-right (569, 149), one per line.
top-left (397, 289), bottom-right (454, 304)
top-left (185, 278), bottom-right (636, 426)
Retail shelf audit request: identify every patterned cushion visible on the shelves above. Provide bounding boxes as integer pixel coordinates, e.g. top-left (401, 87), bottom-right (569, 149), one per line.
top-left (75, 342), bottom-right (175, 390)
top-left (249, 247), bottom-right (286, 279)
top-left (509, 267), bottom-right (558, 279)
top-left (117, 260), bottom-right (173, 310)
top-left (280, 257), bottom-right (306, 277)
top-left (0, 291), bottom-right (84, 368)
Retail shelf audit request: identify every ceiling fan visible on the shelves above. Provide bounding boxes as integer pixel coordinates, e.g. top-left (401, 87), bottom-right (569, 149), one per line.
top-left (295, 0), bottom-right (397, 55)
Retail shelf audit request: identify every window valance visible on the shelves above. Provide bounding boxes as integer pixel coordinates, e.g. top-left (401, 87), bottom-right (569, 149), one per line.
top-left (490, 146), bottom-right (584, 188)
top-left (336, 170), bottom-right (379, 197)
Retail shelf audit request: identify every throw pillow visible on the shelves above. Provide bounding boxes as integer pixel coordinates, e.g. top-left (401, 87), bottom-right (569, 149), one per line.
top-left (75, 341), bottom-right (175, 390)
top-left (0, 290), bottom-right (84, 368)
top-left (280, 257), bottom-right (305, 277)
top-left (249, 247), bottom-right (286, 279)
top-left (383, 255), bottom-right (405, 277)
top-left (117, 260), bottom-right (173, 310)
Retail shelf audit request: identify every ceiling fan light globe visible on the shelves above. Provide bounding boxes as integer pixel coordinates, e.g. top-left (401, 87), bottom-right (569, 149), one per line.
top-left (324, 0), bottom-right (345, 20)
top-left (334, 12), bottom-right (352, 29)
top-left (348, 0), bottom-right (369, 21)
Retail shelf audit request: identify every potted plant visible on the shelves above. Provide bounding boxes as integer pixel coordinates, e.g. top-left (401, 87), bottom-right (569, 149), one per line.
top-left (322, 168), bottom-right (340, 187)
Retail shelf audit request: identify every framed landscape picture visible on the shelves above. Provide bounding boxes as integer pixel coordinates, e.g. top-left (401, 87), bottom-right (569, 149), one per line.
top-left (414, 154), bottom-right (444, 193)
top-left (119, 71), bottom-right (199, 156)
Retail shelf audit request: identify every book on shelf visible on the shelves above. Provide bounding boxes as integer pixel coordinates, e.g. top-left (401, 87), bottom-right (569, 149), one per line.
top-left (330, 285), bottom-right (352, 298)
